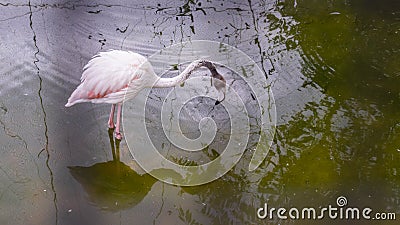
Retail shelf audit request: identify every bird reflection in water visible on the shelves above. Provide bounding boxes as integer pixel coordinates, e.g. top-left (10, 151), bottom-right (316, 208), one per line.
top-left (69, 128), bottom-right (157, 211)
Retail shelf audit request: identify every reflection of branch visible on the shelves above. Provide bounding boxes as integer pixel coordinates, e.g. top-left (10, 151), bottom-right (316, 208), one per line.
top-left (27, 1), bottom-right (60, 223)
top-left (153, 183), bottom-right (165, 225)
top-left (150, 0), bottom-right (201, 44)
top-left (178, 207), bottom-right (202, 225)
top-left (247, 0), bottom-right (268, 76)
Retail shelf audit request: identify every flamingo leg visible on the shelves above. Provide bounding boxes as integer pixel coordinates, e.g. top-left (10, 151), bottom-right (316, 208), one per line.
top-left (115, 103), bottom-right (123, 140)
top-left (108, 104), bottom-right (116, 129)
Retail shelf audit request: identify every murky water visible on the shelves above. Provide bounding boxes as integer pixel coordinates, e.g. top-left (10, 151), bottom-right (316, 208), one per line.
top-left (0, 0), bottom-right (399, 224)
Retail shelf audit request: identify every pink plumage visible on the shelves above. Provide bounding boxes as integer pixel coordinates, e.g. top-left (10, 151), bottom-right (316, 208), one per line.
top-left (66, 50), bottom-right (149, 107)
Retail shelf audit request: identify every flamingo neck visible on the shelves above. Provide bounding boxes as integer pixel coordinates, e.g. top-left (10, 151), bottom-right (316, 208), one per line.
top-left (153, 60), bottom-right (219, 88)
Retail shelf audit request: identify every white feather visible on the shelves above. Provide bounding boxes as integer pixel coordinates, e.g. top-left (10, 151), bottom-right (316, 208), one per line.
top-left (65, 50), bottom-right (157, 106)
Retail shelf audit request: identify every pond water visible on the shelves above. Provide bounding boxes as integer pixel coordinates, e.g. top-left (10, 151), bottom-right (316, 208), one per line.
top-left (0, 0), bottom-right (399, 224)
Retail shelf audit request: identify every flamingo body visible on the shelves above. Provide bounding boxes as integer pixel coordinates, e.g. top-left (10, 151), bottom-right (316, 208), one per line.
top-left (66, 50), bottom-right (225, 140)
top-left (66, 50), bottom-right (156, 107)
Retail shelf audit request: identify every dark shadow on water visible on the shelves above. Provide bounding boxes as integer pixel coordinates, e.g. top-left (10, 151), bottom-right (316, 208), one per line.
top-left (68, 128), bottom-right (157, 212)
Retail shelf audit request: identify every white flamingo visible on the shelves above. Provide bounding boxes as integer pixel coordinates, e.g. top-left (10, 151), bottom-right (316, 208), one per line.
top-left (66, 50), bottom-right (226, 139)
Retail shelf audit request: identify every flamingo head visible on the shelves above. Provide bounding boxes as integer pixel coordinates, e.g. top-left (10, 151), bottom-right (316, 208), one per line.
top-left (211, 72), bottom-right (226, 105)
